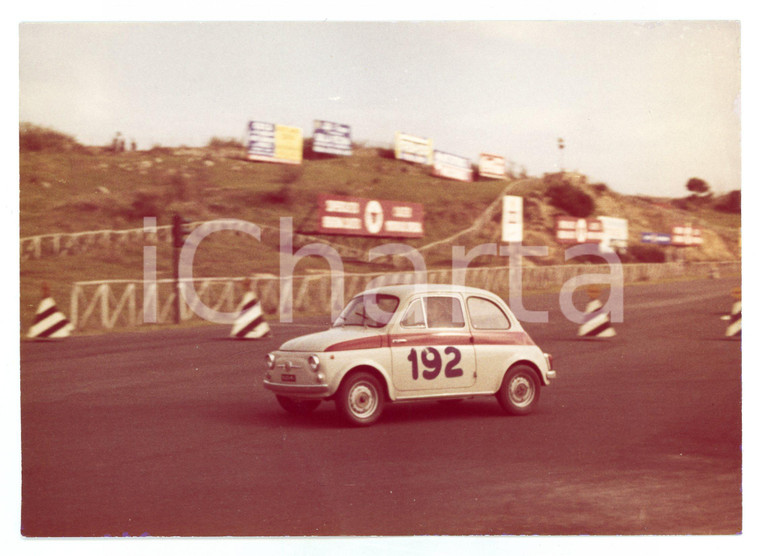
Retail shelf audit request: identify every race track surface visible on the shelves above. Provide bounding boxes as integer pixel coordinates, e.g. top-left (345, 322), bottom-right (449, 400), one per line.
top-left (20, 278), bottom-right (742, 536)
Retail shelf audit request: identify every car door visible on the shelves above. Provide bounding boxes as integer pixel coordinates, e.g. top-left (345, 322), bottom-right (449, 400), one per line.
top-left (389, 294), bottom-right (477, 394)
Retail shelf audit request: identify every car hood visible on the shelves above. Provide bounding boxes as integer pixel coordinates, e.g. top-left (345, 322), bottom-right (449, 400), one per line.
top-left (279, 327), bottom-right (387, 353)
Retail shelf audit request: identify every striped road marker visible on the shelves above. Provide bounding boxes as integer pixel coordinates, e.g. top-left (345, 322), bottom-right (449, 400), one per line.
top-left (725, 301), bottom-right (741, 338)
top-left (231, 291), bottom-right (271, 340)
top-left (723, 286), bottom-right (741, 338)
top-left (578, 298), bottom-right (616, 339)
top-left (27, 296), bottom-right (74, 339)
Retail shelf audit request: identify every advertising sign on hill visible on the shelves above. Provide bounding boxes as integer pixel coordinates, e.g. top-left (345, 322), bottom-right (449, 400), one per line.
top-left (312, 120), bottom-right (352, 156)
top-left (479, 154), bottom-right (507, 180)
top-left (598, 216), bottom-right (629, 254)
top-left (247, 121), bottom-right (303, 164)
top-left (641, 232), bottom-right (672, 245)
top-left (502, 196), bottom-right (523, 242)
top-left (432, 150), bottom-right (473, 182)
top-left (318, 194), bottom-right (424, 238)
top-left (555, 216), bottom-right (603, 244)
top-left (394, 132), bottom-right (433, 165)
top-left (671, 224), bottom-right (703, 246)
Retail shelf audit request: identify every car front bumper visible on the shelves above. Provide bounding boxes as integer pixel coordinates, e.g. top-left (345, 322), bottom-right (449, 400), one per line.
top-left (263, 379), bottom-right (331, 397)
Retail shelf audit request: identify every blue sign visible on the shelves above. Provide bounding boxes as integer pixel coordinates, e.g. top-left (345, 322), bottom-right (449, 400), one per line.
top-left (313, 120), bottom-right (352, 156)
top-left (641, 232), bottom-right (672, 245)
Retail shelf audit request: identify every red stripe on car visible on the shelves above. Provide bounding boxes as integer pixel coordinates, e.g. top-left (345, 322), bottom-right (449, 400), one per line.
top-left (471, 331), bottom-right (535, 346)
top-left (324, 335), bottom-right (388, 352)
top-left (325, 330), bottom-right (535, 352)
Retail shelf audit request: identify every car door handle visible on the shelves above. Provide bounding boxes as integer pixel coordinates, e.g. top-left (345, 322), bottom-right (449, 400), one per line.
top-left (392, 338), bottom-right (407, 344)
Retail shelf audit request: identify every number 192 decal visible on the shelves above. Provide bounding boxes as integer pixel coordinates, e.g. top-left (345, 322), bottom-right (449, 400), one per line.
top-left (406, 347), bottom-right (464, 380)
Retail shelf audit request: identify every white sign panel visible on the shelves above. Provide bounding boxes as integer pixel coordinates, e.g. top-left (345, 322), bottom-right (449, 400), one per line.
top-left (432, 150), bottom-right (473, 182)
top-left (502, 196), bottom-right (523, 242)
top-left (479, 154), bottom-right (507, 180)
top-left (313, 120), bottom-right (352, 156)
top-left (598, 216), bottom-right (629, 254)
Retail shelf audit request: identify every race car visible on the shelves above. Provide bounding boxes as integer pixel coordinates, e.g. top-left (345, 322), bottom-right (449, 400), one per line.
top-left (264, 284), bottom-right (556, 426)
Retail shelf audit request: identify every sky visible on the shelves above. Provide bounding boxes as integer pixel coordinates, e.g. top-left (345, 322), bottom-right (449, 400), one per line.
top-left (18, 18), bottom-right (742, 198)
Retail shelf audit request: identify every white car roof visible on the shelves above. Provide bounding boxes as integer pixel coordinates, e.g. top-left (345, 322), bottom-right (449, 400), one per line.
top-left (356, 283), bottom-right (501, 300)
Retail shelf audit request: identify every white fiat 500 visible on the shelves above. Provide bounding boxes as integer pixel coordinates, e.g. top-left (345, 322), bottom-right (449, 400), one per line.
top-left (264, 284), bottom-right (556, 426)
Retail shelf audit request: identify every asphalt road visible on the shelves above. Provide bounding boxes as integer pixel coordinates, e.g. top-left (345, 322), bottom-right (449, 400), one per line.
top-left (20, 277), bottom-right (742, 536)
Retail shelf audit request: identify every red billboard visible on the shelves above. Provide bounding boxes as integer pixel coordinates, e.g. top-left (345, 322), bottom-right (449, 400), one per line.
top-left (671, 224), bottom-right (703, 246)
top-left (555, 216), bottom-right (603, 244)
top-left (318, 194), bottom-right (424, 238)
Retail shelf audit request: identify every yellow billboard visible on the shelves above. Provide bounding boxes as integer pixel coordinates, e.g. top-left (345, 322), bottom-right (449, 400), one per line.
top-left (274, 124), bottom-right (303, 164)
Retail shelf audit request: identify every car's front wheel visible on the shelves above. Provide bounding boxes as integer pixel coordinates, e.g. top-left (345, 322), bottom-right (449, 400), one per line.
top-left (276, 396), bottom-right (321, 415)
top-left (497, 365), bottom-right (540, 415)
top-left (335, 371), bottom-right (385, 426)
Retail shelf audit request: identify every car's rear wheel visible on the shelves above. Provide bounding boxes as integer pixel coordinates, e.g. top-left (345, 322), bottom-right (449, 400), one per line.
top-left (336, 371), bottom-right (384, 426)
top-left (497, 365), bottom-right (540, 415)
top-left (276, 396), bottom-right (321, 415)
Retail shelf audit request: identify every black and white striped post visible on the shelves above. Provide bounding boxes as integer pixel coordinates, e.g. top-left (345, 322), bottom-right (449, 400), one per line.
top-left (725, 286), bottom-right (741, 338)
top-left (231, 281), bottom-right (271, 340)
top-left (577, 285), bottom-right (616, 339)
top-left (27, 283), bottom-right (74, 340)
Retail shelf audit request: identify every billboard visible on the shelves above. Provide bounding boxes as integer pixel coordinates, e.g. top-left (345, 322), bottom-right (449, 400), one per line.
top-left (432, 150), bottom-right (473, 182)
top-left (555, 216), bottom-right (603, 244)
top-left (247, 121), bottom-right (303, 164)
top-left (671, 224), bottom-right (703, 246)
top-left (312, 120), bottom-right (352, 156)
top-left (394, 132), bottom-right (433, 165)
top-left (502, 196), bottom-right (523, 243)
top-left (479, 154), bottom-right (507, 180)
top-left (598, 216), bottom-right (629, 254)
top-left (318, 194), bottom-right (424, 238)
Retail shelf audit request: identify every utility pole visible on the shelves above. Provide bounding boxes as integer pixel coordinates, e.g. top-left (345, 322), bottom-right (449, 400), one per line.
top-left (171, 213), bottom-right (190, 324)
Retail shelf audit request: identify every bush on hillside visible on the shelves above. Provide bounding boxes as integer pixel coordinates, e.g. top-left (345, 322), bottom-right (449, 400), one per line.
top-left (628, 244), bottom-right (667, 263)
top-left (716, 190), bottom-right (741, 214)
top-left (130, 191), bottom-right (164, 219)
top-left (148, 145), bottom-right (174, 155)
top-left (20, 122), bottom-right (82, 153)
top-left (207, 136), bottom-right (244, 149)
top-left (546, 183), bottom-right (595, 218)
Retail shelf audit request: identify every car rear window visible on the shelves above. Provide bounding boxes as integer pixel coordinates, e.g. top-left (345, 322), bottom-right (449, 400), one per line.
top-left (467, 296), bottom-right (511, 330)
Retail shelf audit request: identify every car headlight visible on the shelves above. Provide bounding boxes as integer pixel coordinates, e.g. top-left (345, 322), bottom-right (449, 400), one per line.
top-left (544, 352), bottom-right (554, 370)
top-left (266, 353), bottom-right (276, 369)
top-left (308, 354), bottom-right (320, 372)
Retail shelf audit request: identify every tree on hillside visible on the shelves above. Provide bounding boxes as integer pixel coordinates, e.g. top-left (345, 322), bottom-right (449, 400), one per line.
top-left (546, 183), bottom-right (595, 218)
top-left (686, 177), bottom-right (710, 195)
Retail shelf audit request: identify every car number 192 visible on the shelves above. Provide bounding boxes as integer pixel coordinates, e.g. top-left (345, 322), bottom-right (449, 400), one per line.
top-left (406, 347), bottom-right (464, 380)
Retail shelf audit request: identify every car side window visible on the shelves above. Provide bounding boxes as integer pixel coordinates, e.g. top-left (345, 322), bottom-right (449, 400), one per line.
top-left (424, 296), bottom-right (465, 328)
top-left (467, 297), bottom-right (511, 330)
top-left (400, 299), bottom-right (425, 328)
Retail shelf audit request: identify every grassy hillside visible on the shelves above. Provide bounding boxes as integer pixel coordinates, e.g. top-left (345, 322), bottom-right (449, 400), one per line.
top-left (19, 127), bottom-right (741, 331)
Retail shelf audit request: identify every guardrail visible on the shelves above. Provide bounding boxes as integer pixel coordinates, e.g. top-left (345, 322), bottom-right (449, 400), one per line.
top-left (20, 220), bottom-right (368, 261)
top-left (21, 226), bottom-right (171, 260)
top-left (69, 261), bottom-right (740, 331)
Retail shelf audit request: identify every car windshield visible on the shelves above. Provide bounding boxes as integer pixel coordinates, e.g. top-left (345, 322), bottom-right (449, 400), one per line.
top-left (333, 293), bottom-right (400, 328)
